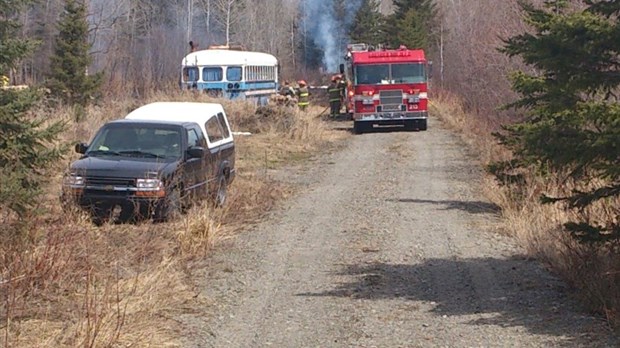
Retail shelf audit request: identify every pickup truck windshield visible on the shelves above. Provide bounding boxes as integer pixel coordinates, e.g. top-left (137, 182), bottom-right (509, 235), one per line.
top-left (87, 125), bottom-right (182, 159)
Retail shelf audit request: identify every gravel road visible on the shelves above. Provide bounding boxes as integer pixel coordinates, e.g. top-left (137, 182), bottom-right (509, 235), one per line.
top-left (180, 118), bottom-right (618, 347)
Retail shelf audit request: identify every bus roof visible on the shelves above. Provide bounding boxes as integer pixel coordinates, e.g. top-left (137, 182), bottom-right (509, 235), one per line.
top-left (182, 49), bottom-right (278, 67)
top-left (352, 49), bottom-right (426, 64)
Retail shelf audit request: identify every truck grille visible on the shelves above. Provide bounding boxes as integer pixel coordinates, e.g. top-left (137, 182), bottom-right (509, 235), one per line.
top-left (380, 90), bottom-right (403, 106)
top-left (85, 176), bottom-right (135, 188)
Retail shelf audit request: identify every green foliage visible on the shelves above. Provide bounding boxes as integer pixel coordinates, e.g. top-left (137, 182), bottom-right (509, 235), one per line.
top-left (0, 0), bottom-right (67, 219)
top-left (493, 0), bottom-right (620, 243)
top-left (46, 0), bottom-right (102, 107)
top-left (385, 0), bottom-right (437, 50)
top-left (349, 0), bottom-right (386, 46)
top-left (394, 8), bottom-right (429, 50)
top-left (0, 89), bottom-right (67, 217)
top-left (0, 0), bottom-right (38, 76)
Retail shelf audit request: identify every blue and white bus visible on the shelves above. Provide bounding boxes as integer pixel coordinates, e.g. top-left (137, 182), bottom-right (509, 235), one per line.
top-left (180, 48), bottom-right (279, 105)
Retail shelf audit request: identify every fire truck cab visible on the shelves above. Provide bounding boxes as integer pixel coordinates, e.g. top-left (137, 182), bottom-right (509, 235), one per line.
top-left (341, 43), bottom-right (431, 134)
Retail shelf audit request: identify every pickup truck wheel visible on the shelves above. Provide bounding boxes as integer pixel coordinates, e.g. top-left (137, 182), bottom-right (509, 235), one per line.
top-left (155, 189), bottom-right (182, 222)
top-left (91, 204), bottom-right (112, 226)
top-left (215, 176), bottom-right (227, 207)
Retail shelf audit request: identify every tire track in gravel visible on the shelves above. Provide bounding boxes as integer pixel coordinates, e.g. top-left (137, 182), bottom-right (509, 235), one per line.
top-left (180, 118), bottom-right (618, 348)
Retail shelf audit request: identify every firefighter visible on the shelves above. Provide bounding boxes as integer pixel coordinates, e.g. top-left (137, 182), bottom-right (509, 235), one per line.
top-left (276, 80), bottom-right (296, 107)
top-left (296, 80), bottom-right (309, 111)
top-left (328, 75), bottom-right (342, 117)
top-left (336, 74), bottom-right (348, 108)
top-left (279, 80), bottom-right (296, 98)
top-left (1, 75), bottom-right (8, 88)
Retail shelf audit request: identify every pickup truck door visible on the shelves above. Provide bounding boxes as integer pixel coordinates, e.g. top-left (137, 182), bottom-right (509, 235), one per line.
top-left (204, 116), bottom-right (225, 193)
top-left (216, 112), bottom-right (235, 174)
top-left (185, 126), bottom-right (207, 198)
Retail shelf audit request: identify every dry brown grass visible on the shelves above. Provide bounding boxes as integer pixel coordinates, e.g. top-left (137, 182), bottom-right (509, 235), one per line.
top-left (432, 88), bottom-right (620, 328)
top-left (0, 89), bottom-right (348, 346)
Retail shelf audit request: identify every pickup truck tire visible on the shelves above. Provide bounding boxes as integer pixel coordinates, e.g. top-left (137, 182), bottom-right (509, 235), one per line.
top-left (215, 176), bottom-right (228, 207)
top-left (155, 189), bottom-right (182, 222)
top-left (91, 204), bottom-right (113, 226)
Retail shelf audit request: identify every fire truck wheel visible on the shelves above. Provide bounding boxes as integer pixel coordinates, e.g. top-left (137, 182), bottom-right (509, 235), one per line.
top-left (406, 120), bottom-right (427, 131)
top-left (353, 121), bottom-right (365, 134)
top-left (419, 119), bottom-right (428, 131)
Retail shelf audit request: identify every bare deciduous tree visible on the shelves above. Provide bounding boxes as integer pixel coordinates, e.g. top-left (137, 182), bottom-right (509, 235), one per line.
top-left (211, 0), bottom-right (244, 46)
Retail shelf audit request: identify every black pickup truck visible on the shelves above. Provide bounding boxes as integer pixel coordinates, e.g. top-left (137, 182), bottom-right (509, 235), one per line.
top-left (62, 102), bottom-right (235, 224)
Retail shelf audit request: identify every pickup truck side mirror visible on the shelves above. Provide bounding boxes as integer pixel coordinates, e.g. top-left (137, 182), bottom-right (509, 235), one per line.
top-left (187, 146), bottom-right (205, 159)
top-left (75, 142), bottom-right (88, 154)
top-left (339, 63), bottom-right (345, 74)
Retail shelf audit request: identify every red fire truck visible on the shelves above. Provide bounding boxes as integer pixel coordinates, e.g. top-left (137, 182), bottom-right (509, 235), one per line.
top-left (340, 43), bottom-right (431, 134)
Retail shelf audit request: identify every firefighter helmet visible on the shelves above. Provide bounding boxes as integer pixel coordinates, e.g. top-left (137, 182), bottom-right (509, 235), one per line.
top-left (298, 80), bottom-right (307, 86)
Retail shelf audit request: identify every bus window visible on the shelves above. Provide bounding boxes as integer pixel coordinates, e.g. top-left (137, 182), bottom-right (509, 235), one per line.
top-left (227, 66), bottom-right (242, 81)
top-left (250, 66), bottom-right (256, 81)
top-left (183, 67), bottom-right (199, 82)
top-left (203, 67), bottom-right (223, 81)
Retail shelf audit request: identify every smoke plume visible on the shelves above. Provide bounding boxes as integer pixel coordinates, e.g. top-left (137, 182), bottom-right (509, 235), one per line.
top-left (302, 0), bottom-right (362, 72)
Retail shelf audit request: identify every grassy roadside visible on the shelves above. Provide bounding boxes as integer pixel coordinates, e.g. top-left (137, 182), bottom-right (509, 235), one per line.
top-left (0, 91), bottom-right (348, 347)
top-left (431, 89), bottom-right (620, 328)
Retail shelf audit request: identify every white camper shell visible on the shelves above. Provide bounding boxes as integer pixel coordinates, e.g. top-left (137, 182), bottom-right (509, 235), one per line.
top-left (124, 102), bottom-right (234, 149)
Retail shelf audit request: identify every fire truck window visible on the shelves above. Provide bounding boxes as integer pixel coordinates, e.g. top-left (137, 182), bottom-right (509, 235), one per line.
top-left (355, 64), bottom-right (389, 85)
top-left (392, 63), bottom-right (426, 84)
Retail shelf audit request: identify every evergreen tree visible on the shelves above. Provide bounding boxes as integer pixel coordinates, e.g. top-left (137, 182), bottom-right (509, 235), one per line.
top-left (0, 0), bottom-right (66, 219)
top-left (46, 0), bottom-right (102, 107)
top-left (385, 0), bottom-right (437, 50)
top-left (0, 1), bottom-right (38, 76)
top-left (349, 0), bottom-right (386, 46)
top-left (492, 1), bottom-right (620, 243)
top-left (391, 0), bottom-right (434, 20)
top-left (395, 8), bottom-right (429, 49)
